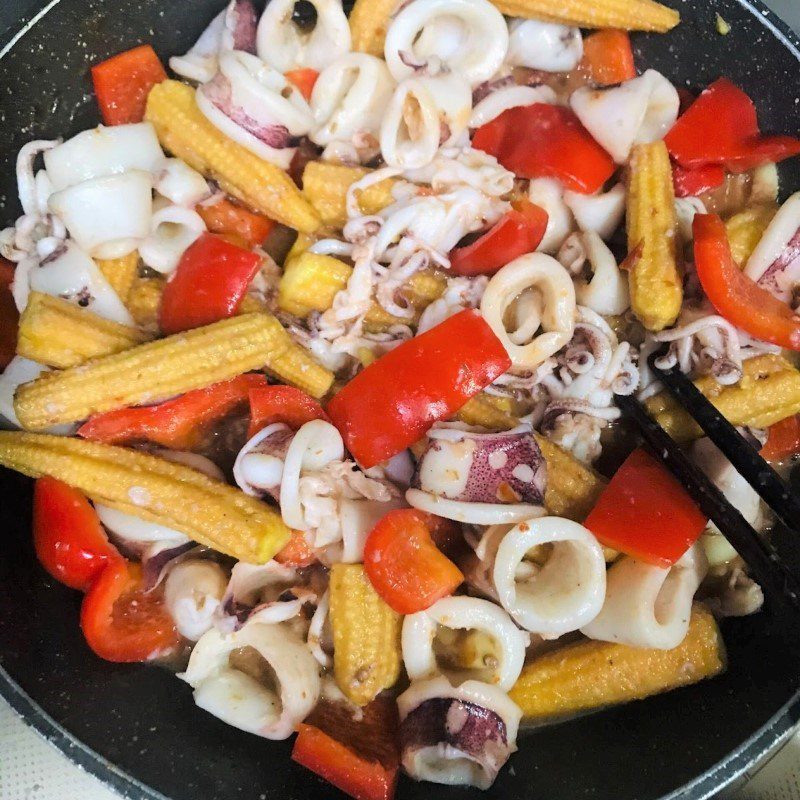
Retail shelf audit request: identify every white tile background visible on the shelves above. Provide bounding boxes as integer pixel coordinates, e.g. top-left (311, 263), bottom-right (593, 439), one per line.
top-left (2, 2), bottom-right (800, 799)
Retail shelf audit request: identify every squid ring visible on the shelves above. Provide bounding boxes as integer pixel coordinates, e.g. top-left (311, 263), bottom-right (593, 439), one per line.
top-left (138, 204), bottom-right (206, 275)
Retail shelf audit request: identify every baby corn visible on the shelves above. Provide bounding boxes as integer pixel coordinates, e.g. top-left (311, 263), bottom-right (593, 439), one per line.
top-left (645, 354), bottom-right (800, 440)
top-left (509, 606), bottom-right (725, 722)
top-left (627, 142), bottom-right (681, 331)
top-left (456, 394), bottom-right (520, 431)
top-left (127, 277), bottom-right (165, 330)
top-left (329, 564), bottom-right (402, 706)
top-left (17, 293), bottom-right (148, 369)
top-left (95, 251), bottom-right (140, 304)
top-left (350, 0), bottom-right (398, 56)
top-left (266, 339), bottom-right (334, 399)
top-left (14, 313), bottom-right (290, 431)
top-left (302, 162), bottom-right (397, 229)
top-left (146, 80), bottom-right (320, 233)
top-left (278, 252), bottom-right (352, 317)
top-left (490, 0), bottom-right (679, 32)
top-left (0, 432), bottom-right (290, 563)
top-left (725, 204), bottom-right (777, 266)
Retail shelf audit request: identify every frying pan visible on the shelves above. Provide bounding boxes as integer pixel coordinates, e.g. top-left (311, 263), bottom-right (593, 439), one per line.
top-left (2, 1), bottom-right (800, 798)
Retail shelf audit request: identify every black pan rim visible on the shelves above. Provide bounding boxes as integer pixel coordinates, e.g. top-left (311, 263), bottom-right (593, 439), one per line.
top-left (0, 1), bottom-right (799, 799)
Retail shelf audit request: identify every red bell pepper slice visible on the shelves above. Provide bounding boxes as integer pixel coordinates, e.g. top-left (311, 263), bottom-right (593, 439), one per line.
top-left (196, 198), bottom-right (275, 249)
top-left (0, 258), bottom-right (19, 370)
top-left (672, 163), bottom-right (725, 198)
top-left (449, 199), bottom-right (548, 276)
top-left (665, 78), bottom-right (800, 173)
top-left (327, 310), bottom-right (511, 468)
top-left (580, 30), bottom-right (636, 86)
top-left (472, 104), bottom-right (615, 194)
top-left (584, 448), bottom-right (707, 568)
top-left (761, 415), bottom-right (800, 462)
top-left (78, 373), bottom-right (265, 449)
top-left (33, 477), bottom-right (120, 592)
top-left (159, 233), bottom-right (263, 335)
top-left (364, 509), bottom-right (464, 614)
top-left (91, 45), bottom-right (167, 126)
top-left (81, 559), bottom-right (179, 662)
top-left (247, 385), bottom-right (329, 438)
top-left (693, 213), bottom-right (800, 350)
top-left (285, 68), bottom-right (319, 102)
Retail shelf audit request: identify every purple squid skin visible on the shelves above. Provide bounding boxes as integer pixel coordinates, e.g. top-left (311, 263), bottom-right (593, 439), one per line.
top-left (756, 226), bottom-right (800, 302)
top-left (241, 427), bottom-right (295, 502)
top-left (227, 0), bottom-right (258, 53)
top-left (412, 430), bottom-right (546, 506)
top-left (400, 698), bottom-right (512, 781)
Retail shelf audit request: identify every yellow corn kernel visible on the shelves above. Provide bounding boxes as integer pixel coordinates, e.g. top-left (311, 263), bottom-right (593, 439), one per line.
top-left (363, 269), bottom-right (448, 332)
top-left (534, 434), bottom-right (607, 521)
top-left (265, 338), bottom-right (334, 399)
top-left (17, 292), bottom-right (148, 369)
top-left (627, 142), bottom-right (681, 331)
top-left (456, 394), bottom-right (519, 431)
top-left (490, 0), bottom-right (679, 31)
top-left (127, 277), bottom-right (165, 330)
top-left (509, 605), bottom-right (725, 721)
top-left (146, 80), bottom-right (320, 233)
top-left (350, 0), bottom-right (398, 56)
top-left (278, 252), bottom-right (353, 317)
top-left (95, 251), bottom-right (140, 304)
top-left (0, 432), bottom-right (289, 563)
top-left (329, 564), bottom-right (402, 706)
top-left (725, 204), bottom-right (778, 266)
top-left (645, 354), bottom-right (800, 441)
top-left (14, 313), bottom-right (291, 431)
top-left (302, 161), bottom-right (397, 229)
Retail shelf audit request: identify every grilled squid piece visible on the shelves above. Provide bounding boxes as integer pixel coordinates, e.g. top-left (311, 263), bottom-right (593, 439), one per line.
top-left (480, 253), bottom-right (576, 371)
top-left (164, 560), bottom-right (228, 641)
top-left (169, 0), bottom-right (258, 83)
top-left (380, 73), bottom-right (472, 170)
top-left (558, 232), bottom-right (630, 316)
top-left (384, 0), bottom-right (508, 86)
top-left (505, 19), bottom-right (582, 72)
top-left (570, 70), bottom-right (679, 164)
top-left (139, 204), bottom-right (206, 275)
top-left (397, 676), bottom-right (521, 790)
top-left (402, 596), bottom-right (529, 690)
top-left (338, 497), bottom-right (407, 563)
top-left (406, 424), bottom-right (547, 524)
top-left (528, 178), bottom-right (574, 254)
top-left (24, 240), bottom-right (133, 325)
top-left (42, 123), bottom-right (164, 192)
top-left (310, 54), bottom-right (395, 148)
top-left (563, 184), bottom-right (626, 241)
top-left (197, 51), bottom-right (314, 169)
top-left (154, 159), bottom-right (211, 207)
top-left (48, 171), bottom-right (153, 260)
top-left (492, 517), bottom-right (606, 637)
top-left (256, 0), bottom-right (351, 73)
top-left (233, 423), bottom-right (295, 501)
top-left (180, 621), bottom-right (321, 739)
top-left (744, 192), bottom-right (800, 304)
top-left (581, 544), bottom-right (708, 649)
top-left (469, 84), bottom-right (556, 129)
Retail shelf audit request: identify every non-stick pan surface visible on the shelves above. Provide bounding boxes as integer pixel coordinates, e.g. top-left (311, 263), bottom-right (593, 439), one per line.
top-left (2, 1), bottom-right (800, 798)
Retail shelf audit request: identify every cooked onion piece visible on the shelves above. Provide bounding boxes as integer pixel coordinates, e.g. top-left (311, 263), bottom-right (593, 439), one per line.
top-left (43, 123), bottom-right (164, 192)
top-left (581, 544), bottom-right (708, 649)
top-left (570, 70), bottom-right (679, 164)
top-left (469, 85), bottom-right (556, 128)
top-left (397, 676), bottom-right (521, 790)
top-left (154, 158), bottom-right (211, 207)
top-left (505, 19), bottom-right (582, 73)
top-left (402, 596), bottom-right (529, 690)
top-left (480, 253), bottom-right (576, 371)
top-left (164, 560), bottom-right (228, 641)
top-left (96, 504), bottom-right (191, 548)
top-left (492, 517), bottom-right (606, 636)
top-left (180, 621), bottom-right (321, 739)
top-left (48, 171), bottom-right (153, 260)
top-left (139, 205), bottom-right (206, 275)
top-left (197, 51), bottom-right (313, 169)
top-left (563, 183), bottom-right (626, 241)
top-left (528, 177), bottom-right (574, 254)
top-left (256, 0), bottom-right (351, 72)
top-left (310, 53), bottom-right (395, 148)
top-left (380, 73), bottom-right (472, 169)
top-left (384, 0), bottom-right (508, 86)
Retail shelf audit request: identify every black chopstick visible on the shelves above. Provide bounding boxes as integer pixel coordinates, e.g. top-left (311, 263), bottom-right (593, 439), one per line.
top-left (648, 349), bottom-right (800, 531)
top-left (616, 393), bottom-right (800, 613)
